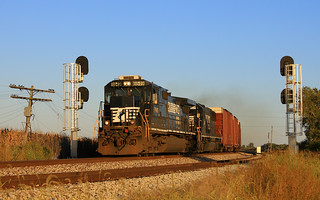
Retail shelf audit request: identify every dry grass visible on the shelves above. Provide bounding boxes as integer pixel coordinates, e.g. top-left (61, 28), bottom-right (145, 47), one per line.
top-left (0, 129), bottom-right (98, 161)
top-left (133, 151), bottom-right (320, 200)
top-left (0, 129), bottom-right (64, 161)
top-left (1, 131), bottom-right (318, 199)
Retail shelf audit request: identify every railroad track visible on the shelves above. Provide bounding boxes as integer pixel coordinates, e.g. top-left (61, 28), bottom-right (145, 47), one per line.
top-left (0, 152), bottom-right (246, 168)
top-left (0, 153), bottom-right (260, 189)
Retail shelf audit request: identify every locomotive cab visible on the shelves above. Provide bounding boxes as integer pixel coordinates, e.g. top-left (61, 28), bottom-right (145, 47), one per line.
top-left (98, 75), bottom-right (151, 155)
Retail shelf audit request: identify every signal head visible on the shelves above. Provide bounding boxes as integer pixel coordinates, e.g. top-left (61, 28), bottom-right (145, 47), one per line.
top-left (76, 56), bottom-right (89, 75)
top-left (281, 88), bottom-right (293, 104)
top-left (280, 56), bottom-right (294, 76)
top-left (79, 87), bottom-right (89, 102)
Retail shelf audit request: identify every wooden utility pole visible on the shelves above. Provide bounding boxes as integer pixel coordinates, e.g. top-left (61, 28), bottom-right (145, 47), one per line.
top-left (268, 132), bottom-right (270, 152)
top-left (271, 126), bottom-right (273, 152)
top-left (9, 84), bottom-right (55, 141)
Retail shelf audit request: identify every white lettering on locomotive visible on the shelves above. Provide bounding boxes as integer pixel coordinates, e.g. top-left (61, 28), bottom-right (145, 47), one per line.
top-left (111, 107), bottom-right (139, 123)
top-left (168, 102), bottom-right (180, 114)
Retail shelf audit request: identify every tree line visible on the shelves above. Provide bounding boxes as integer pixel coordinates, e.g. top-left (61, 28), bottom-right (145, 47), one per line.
top-left (242, 86), bottom-right (320, 152)
top-left (299, 86), bottom-right (320, 151)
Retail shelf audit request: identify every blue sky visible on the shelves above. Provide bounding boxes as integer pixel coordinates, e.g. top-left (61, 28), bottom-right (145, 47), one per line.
top-left (0, 1), bottom-right (319, 146)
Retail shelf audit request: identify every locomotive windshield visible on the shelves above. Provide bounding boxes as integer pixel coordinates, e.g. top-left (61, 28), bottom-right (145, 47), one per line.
top-left (105, 86), bottom-right (145, 108)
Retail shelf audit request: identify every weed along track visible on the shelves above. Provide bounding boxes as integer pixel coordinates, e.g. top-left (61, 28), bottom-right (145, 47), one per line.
top-left (0, 152), bottom-right (259, 189)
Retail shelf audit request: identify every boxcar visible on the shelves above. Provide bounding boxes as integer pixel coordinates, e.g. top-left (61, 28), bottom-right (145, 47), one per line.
top-left (210, 107), bottom-right (241, 151)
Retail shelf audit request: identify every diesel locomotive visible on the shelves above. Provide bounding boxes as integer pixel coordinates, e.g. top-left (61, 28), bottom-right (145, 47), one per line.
top-left (97, 75), bottom-right (240, 155)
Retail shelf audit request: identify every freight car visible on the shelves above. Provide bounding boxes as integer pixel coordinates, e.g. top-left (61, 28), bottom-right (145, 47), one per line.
top-left (96, 75), bottom-right (240, 155)
top-left (210, 107), bottom-right (241, 151)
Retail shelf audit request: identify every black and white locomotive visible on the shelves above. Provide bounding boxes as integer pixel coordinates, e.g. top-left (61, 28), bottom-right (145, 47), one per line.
top-left (97, 75), bottom-right (222, 155)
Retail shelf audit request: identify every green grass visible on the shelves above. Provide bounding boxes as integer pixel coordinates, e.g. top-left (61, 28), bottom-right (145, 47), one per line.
top-left (10, 141), bottom-right (53, 161)
top-left (0, 130), bottom-right (62, 161)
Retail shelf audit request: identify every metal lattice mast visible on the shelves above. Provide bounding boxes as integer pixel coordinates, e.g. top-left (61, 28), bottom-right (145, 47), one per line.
top-left (286, 64), bottom-right (303, 153)
top-left (63, 56), bottom-right (89, 158)
top-left (280, 56), bottom-right (303, 153)
top-left (63, 63), bottom-right (82, 158)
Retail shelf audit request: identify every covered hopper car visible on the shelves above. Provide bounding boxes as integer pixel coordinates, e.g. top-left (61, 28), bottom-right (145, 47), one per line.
top-left (96, 75), bottom-right (240, 155)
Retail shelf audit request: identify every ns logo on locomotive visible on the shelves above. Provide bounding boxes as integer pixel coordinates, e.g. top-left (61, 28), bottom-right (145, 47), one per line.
top-left (97, 75), bottom-right (241, 155)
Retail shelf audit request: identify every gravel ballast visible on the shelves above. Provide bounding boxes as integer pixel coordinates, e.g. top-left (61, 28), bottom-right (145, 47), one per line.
top-left (0, 153), bottom-right (252, 176)
top-left (0, 165), bottom-right (246, 200)
top-left (0, 153), bottom-right (252, 199)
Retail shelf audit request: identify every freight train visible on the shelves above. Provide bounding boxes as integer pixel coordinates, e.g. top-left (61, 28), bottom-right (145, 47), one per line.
top-left (96, 75), bottom-right (241, 155)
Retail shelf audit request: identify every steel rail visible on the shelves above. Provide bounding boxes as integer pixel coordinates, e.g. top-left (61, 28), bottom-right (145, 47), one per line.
top-left (0, 154), bottom-right (260, 189)
top-left (0, 152), bottom-right (243, 169)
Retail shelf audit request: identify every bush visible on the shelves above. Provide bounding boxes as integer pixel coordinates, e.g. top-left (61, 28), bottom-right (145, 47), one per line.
top-left (10, 142), bottom-right (53, 161)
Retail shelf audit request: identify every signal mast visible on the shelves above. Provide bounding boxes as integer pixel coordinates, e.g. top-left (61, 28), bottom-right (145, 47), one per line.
top-left (280, 56), bottom-right (303, 153)
top-left (63, 56), bottom-right (89, 158)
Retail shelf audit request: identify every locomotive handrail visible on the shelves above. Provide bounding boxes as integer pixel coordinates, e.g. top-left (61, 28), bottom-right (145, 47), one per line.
top-left (94, 102), bottom-right (104, 140)
top-left (94, 109), bottom-right (103, 140)
top-left (139, 109), bottom-right (150, 141)
top-left (197, 119), bottom-right (202, 142)
top-left (144, 109), bottom-right (150, 141)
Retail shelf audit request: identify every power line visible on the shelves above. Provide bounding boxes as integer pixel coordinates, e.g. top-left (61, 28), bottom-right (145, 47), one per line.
top-left (0, 107), bottom-right (24, 119)
top-left (0, 94), bottom-right (11, 98)
top-left (0, 112), bottom-right (22, 125)
top-left (9, 84), bottom-right (55, 141)
top-left (34, 117), bottom-right (54, 133)
top-left (45, 102), bottom-right (62, 115)
top-left (44, 93), bottom-right (64, 112)
top-left (54, 91), bottom-right (64, 100)
top-left (0, 103), bottom-right (24, 113)
top-left (79, 110), bottom-right (96, 120)
top-left (0, 91), bottom-right (12, 95)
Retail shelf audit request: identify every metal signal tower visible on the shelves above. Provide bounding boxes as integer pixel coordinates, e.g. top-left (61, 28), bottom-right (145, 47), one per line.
top-left (280, 56), bottom-right (303, 153)
top-left (63, 56), bottom-right (89, 158)
top-left (9, 84), bottom-right (55, 141)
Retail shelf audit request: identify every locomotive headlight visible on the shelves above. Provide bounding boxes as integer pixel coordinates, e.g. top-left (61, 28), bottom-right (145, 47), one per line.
top-left (130, 120), bottom-right (136, 125)
top-left (105, 120), bottom-right (110, 126)
top-left (123, 81), bottom-right (131, 86)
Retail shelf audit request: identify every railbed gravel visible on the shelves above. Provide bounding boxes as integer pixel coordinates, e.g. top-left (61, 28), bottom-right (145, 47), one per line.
top-left (0, 153), bottom-right (252, 199)
top-left (0, 165), bottom-right (246, 200)
top-left (0, 153), bottom-right (252, 176)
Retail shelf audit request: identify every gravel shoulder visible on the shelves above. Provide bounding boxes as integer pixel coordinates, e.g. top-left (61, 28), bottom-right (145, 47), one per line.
top-left (0, 164), bottom-right (247, 200)
top-left (0, 152), bottom-right (252, 176)
top-left (0, 153), bottom-right (252, 199)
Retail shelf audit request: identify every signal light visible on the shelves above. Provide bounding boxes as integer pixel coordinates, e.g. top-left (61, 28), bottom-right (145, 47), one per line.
top-left (76, 56), bottom-right (89, 75)
top-left (280, 56), bottom-right (294, 76)
top-left (76, 56), bottom-right (89, 109)
top-left (281, 88), bottom-right (293, 104)
top-left (79, 87), bottom-right (89, 102)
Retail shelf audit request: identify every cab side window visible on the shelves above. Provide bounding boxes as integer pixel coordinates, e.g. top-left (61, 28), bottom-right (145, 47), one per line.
top-left (152, 89), bottom-right (158, 104)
